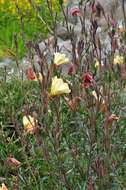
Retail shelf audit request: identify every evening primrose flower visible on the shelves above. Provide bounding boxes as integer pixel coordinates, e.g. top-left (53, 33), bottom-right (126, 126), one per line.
top-left (0, 183), bottom-right (8, 190)
top-left (23, 115), bottom-right (38, 134)
top-left (63, 0), bottom-right (68, 5)
top-left (114, 55), bottom-right (124, 65)
top-left (54, 52), bottom-right (69, 66)
top-left (95, 60), bottom-right (104, 68)
top-left (95, 60), bottom-right (99, 68)
top-left (50, 76), bottom-right (71, 96)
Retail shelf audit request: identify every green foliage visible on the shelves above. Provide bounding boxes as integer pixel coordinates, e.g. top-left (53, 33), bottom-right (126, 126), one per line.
top-left (0, 1), bottom-right (126, 189)
top-left (0, 0), bottom-right (60, 59)
top-left (0, 71), bottom-right (126, 189)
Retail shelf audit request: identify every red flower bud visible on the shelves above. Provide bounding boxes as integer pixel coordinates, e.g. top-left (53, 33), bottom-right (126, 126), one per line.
top-left (87, 180), bottom-right (95, 190)
top-left (64, 96), bottom-right (81, 110)
top-left (82, 72), bottom-right (94, 88)
top-left (27, 67), bottom-right (36, 81)
top-left (70, 7), bottom-right (82, 17)
top-left (91, 4), bottom-right (97, 14)
top-left (68, 65), bottom-right (76, 75)
top-left (7, 156), bottom-right (21, 169)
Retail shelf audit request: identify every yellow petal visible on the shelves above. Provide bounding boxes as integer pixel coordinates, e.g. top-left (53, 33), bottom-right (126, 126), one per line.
top-left (63, 0), bottom-right (68, 5)
top-left (50, 76), bottom-right (71, 96)
top-left (23, 115), bottom-right (37, 134)
top-left (114, 55), bottom-right (124, 65)
top-left (54, 52), bottom-right (69, 65)
top-left (95, 60), bottom-right (104, 68)
top-left (38, 72), bottom-right (43, 81)
top-left (95, 60), bottom-right (100, 68)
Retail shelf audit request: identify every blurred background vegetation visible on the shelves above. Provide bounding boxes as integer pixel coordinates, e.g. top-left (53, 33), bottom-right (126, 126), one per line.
top-left (0, 0), bottom-right (59, 60)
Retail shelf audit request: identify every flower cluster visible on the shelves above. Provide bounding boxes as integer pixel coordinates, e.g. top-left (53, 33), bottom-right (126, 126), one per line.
top-left (0, 0), bottom-right (41, 15)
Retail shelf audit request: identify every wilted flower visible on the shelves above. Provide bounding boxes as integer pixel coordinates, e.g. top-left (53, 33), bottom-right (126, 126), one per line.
top-left (68, 65), bottom-right (76, 75)
top-left (7, 156), bottom-right (21, 169)
top-left (82, 72), bottom-right (94, 88)
top-left (92, 87), bottom-right (103, 100)
top-left (23, 115), bottom-right (38, 134)
top-left (114, 55), bottom-right (124, 65)
top-left (54, 52), bottom-right (69, 66)
top-left (87, 179), bottom-right (95, 190)
top-left (27, 67), bottom-right (36, 81)
top-left (50, 76), bottom-right (71, 96)
top-left (70, 7), bottom-right (82, 17)
top-left (107, 114), bottom-right (119, 124)
top-left (27, 67), bottom-right (42, 81)
top-left (92, 89), bottom-right (108, 112)
top-left (0, 183), bottom-right (8, 190)
top-left (64, 96), bottom-right (81, 110)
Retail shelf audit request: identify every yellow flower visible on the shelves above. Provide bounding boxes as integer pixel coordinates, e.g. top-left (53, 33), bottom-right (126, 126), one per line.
top-left (50, 0), bottom-right (56, 10)
top-left (95, 60), bottom-right (104, 68)
top-left (54, 52), bottom-right (69, 66)
top-left (38, 72), bottom-right (43, 81)
top-left (114, 55), bottom-right (124, 65)
top-left (63, 0), bottom-right (68, 5)
top-left (0, 0), bottom-right (41, 15)
top-left (0, 183), bottom-right (8, 190)
top-left (23, 115), bottom-right (37, 134)
top-left (50, 76), bottom-right (71, 96)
